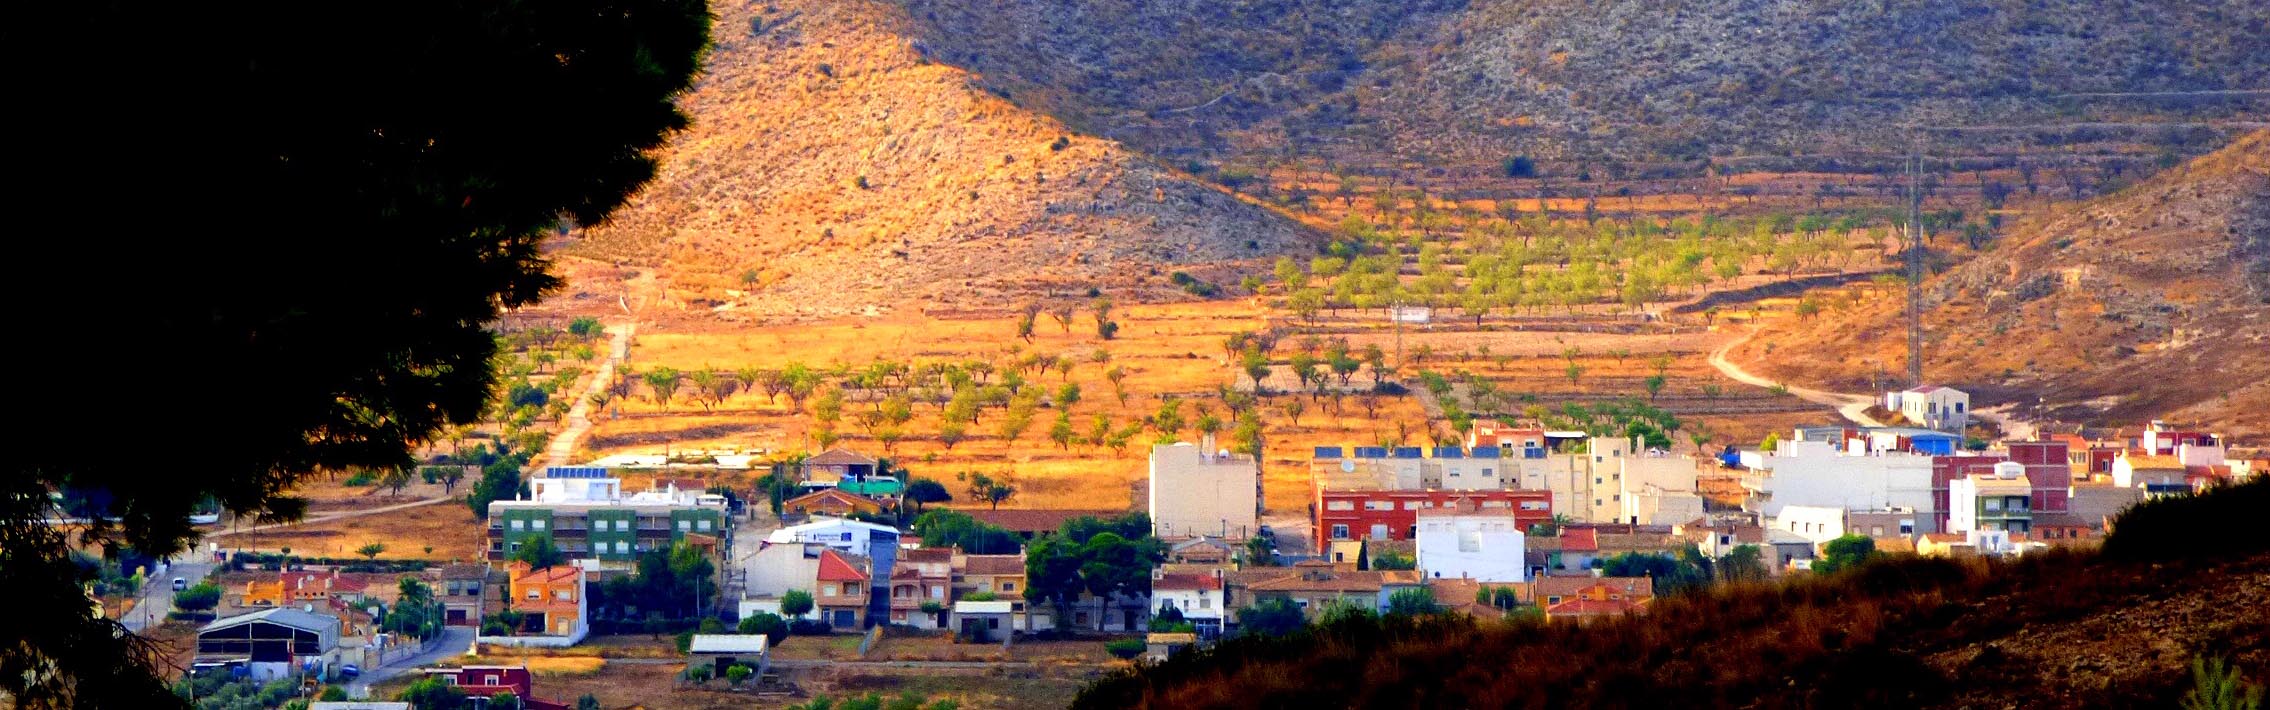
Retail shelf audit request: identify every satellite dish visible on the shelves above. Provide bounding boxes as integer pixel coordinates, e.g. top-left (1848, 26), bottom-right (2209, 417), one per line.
top-left (1340, 460), bottom-right (1355, 473)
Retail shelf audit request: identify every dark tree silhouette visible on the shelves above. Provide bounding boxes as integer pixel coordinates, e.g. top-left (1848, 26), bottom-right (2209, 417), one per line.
top-left (4, 2), bottom-right (711, 706)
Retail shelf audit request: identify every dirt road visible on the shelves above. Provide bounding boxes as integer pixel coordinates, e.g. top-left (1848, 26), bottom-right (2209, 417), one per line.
top-left (540, 321), bottom-right (634, 469)
top-left (1707, 329), bottom-right (1885, 428)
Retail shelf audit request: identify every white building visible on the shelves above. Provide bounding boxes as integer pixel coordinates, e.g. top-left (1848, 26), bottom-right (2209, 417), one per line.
top-left (1413, 509), bottom-right (1528, 583)
top-left (1886, 386), bottom-right (1970, 432)
top-left (1150, 568), bottom-right (1227, 637)
top-left (1617, 454), bottom-right (1703, 526)
top-left (1751, 439), bottom-right (1937, 527)
top-left (738, 543), bottom-right (825, 621)
top-left (1773, 505), bottom-right (1847, 545)
top-left (1148, 440), bottom-right (1261, 540)
top-left (1948, 462), bottom-right (2033, 534)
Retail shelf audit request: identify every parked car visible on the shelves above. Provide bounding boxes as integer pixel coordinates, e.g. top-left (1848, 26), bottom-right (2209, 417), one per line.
top-left (171, 577), bottom-right (188, 591)
top-left (1257, 525), bottom-right (1275, 539)
top-left (338, 663), bottom-right (360, 680)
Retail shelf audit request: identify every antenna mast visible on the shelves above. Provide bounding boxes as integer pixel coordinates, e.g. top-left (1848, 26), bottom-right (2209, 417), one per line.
top-left (1905, 152), bottom-right (1925, 388)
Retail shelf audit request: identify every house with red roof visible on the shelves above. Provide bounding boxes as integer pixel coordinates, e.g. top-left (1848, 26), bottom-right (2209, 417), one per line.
top-left (1151, 567), bottom-right (1227, 637)
top-left (814, 549), bottom-right (872, 630)
top-left (419, 665), bottom-right (572, 709)
top-left (1535, 576), bottom-right (1653, 622)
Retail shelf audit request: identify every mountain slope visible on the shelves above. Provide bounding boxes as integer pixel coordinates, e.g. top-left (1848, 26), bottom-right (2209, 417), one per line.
top-left (568, 0), bottom-right (1316, 319)
top-left (892, 0), bottom-right (2270, 170)
top-left (1744, 130), bottom-right (2270, 436)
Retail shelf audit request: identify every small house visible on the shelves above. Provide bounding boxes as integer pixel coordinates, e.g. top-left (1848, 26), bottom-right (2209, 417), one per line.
top-left (686, 634), bottom-right (770, 679)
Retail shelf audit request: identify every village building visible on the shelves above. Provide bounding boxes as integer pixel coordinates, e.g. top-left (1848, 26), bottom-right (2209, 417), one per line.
top-left (1885, 385), bottom-right (1970, 432)
top-left (1149, 439), bottom-right (1262, 540)
top-left (1413, 504), bottom-right (1528, 583)
top-left (485, 467), bottom-right (729, 565)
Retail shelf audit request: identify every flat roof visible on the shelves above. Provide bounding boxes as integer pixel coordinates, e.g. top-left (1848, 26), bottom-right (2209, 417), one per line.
top-left (687, 634), bottom-right (768, 654)
top-left (954, 601), bottom-right (1015, 614)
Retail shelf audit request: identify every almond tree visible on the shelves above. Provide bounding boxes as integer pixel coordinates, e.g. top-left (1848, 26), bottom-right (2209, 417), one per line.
top-left (643, 367), bottom-right (683, 411)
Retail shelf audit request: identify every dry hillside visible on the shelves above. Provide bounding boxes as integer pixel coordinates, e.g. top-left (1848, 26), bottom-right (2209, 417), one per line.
top-left (896, 0), bottom-right (2270, 171)
top-left (1742, 130), bottom-right (2270, 438)
top-left (569, 0), bottom-right (1316, 320)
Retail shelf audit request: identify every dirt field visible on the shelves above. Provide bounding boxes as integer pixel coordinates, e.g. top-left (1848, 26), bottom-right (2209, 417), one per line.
top-left (585, 296), bottom-right (1837, 514)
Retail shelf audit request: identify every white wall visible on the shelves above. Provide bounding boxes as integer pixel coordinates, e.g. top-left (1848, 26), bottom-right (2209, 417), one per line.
top-left (1414, 513), bottom-right (1527, 583)
top-left (1153, 587), bottom-right (1226, 621)
top-left (1756, 441), bottom-right (1935, 517)
top-left (1149, 444), bottom-right (1260, 539)
top-left (1773, 506), bottom-right (1846, 544)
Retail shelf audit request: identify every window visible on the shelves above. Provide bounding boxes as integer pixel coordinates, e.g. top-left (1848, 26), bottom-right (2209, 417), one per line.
top-left (1483, 500), bottom-right (1512, 509)
top-left (1481, 468), bottom-right (1494, 477)
top-left (677, 520), bottom-right (692, 531)
top-left (509, 520), bottom-right (525, 531)
top-left (531, 518), bottom-right (546, 530)
top-left (1402, 501), bottom-right (1423, 510)
top-left (1985, 499), bottom-right (2002, 512)
top-left (1001, 582), bottom-right (1015, 592)
top-left (1594, 499), bottom-right (1603, 507)
top-left (1595, 477), bottom-right (1604, 485)
top-left (840, 532), bottom-right (854, 542)
top-left (1519, 500), bottom-right (1547, 511)
top-left (1546, 596), bottom-right (1563, 605)
top-left (1325, 500), bottom-right (1353, 511)
top-left (525, 588), bottom-right (539, 600)
top-left (1364, 500), bottom-right (1391, 511)
top-left (554, 588), bottom-right (571, 601)
top-left (697, 519), bottom-right (712, 531)
top-left (1199, 598), bottom-right (1211, 609)
top-left (615, 519), bottom-right (630, 531)
top-left (1330, 524), bottom-right (1350, 540)
top-left (1871, 526), bottom-right (1885, 536)
top-left (615, 541), bottom-right (629, 554)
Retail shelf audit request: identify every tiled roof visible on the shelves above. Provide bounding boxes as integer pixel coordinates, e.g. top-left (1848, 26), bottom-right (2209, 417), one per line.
top-left (439, 564), bottom-right (490, 580)
top-left (2125, 454), bottom-right (2183, 470)
top-left (1546, 597), bottom-right (1645, 616)
top-left (1560, 528), bottom-right (1598, 552)
top-left (960, 508), bottom-right (1129, 534)
top-left (901, 547), bottom-right (954, 563)
top-left (805, 448), bottom-right (879, 466)
top-left (959, 554), bottom-right (1025, 576)
top-left (1531, 575), bottom-right (1653, 602)
top-left (508, 562), bottom-right (580, 585)
top-left (786, 489), bottom-right (882, 509)
top-left (1245, 568), bottom-right (1418, 594)
top-left (816, 549), bottom-right (868, 583)
top-left (1153, 573), bottom-right (1223, 591)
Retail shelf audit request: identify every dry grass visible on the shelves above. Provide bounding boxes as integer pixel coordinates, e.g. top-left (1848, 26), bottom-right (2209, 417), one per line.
top-left (590, 300), bottom-right (1430, 511)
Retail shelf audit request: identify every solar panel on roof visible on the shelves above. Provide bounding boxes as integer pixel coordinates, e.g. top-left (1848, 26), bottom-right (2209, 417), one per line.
top-left (545, 466), bottom-right (610, 479)
top-left (1471, 446), bottom-right (1502, 458)
top-left (1354, 447), bottom-right (1388, 458)
top-left (1314, 446), bottom-right (1344, 459)
top-left (1434, 447), bottom-right (1464, 459)
top-left (1393, 447), bottom-right (1423, 459)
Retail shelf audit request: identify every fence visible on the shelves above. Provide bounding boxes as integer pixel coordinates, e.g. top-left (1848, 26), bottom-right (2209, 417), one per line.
top-left (857, 625), bottom-right (885, 658)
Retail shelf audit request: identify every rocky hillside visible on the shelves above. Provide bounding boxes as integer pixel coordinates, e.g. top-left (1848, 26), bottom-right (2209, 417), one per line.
top-left (1744, 130), bottom-right (2270, 437)
top-left (568, 0), bottom-right (1316, 320)
top-left (894, 0), bottom-right (2270, 170)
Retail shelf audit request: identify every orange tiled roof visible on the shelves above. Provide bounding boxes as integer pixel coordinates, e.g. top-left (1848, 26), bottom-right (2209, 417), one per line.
top-left (1153, 573), bottom-right (1223, 591)
top-left (817, 549), bottom-right (868, 583)
top-left (959, 555), bottom-right (1025, 576)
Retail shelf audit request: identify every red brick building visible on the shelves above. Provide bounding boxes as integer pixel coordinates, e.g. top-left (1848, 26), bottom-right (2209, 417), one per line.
top-left (1931, 441), bottom-right (2074, 533)
top-left (1313, 488), bottom-right (1552, 542)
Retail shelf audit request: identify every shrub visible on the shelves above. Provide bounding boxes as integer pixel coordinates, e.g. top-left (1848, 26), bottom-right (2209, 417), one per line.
top-left (738, 612), bottom-right (788, 645)
top-left (1104, 639), bottom-right (1145, 660)
top-left (789, 619), bottom-right (833, 636)
top-left (343, 471), bottom-right (377, 486)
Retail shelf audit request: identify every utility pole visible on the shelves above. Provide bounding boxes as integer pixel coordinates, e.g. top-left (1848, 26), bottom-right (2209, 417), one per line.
top-left (1905, 152), bottom-right (1926, 388)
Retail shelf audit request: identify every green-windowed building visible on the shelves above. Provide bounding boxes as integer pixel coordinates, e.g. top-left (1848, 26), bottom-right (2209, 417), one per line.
top-left (487, 467), bottom-right (730, 564)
